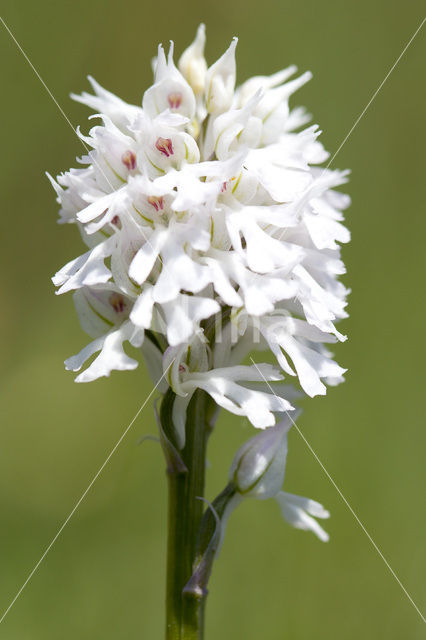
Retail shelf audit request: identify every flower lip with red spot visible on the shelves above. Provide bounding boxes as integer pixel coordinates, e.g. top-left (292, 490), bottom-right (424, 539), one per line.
top-left (109, 292), bottom-right (126, 313)
top-left (121, 150), bottom-right (137, 171)
top-left (155, 137), bottom-right (174, 157)
top-left (148, 196), bottom-right (165, 212)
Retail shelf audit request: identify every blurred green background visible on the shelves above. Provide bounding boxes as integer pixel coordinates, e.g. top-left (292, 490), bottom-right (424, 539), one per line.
top-left (1, 1), bottom-right (425, 638)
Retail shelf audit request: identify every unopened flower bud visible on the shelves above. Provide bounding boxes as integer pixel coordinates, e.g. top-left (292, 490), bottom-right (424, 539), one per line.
top-left (229, 419), bottom-right (291, 499)
top-left (178, 23), bottom-right (207, 96)
top-left (205, 38), bottom-right (238, 114)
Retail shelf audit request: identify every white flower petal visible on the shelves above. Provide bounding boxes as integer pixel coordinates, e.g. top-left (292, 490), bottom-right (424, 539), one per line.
top-left (66, 321), bottom-right (139, 383)
top-left (128, 227), bottom-right (168, 285)
top-left (276, 491), bottom-right (330, 542)
top-left (53, 237), bottom-right (115, 294)
top-left (163, 295), bottom-right (220, 346)
top-left (71, 76), bottom-right (142, 130)
top-left (178, 364), bottom-right (293, 429)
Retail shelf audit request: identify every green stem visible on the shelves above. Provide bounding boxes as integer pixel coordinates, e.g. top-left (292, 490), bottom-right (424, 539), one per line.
top-left (162, 389), bottom-right (211, 640)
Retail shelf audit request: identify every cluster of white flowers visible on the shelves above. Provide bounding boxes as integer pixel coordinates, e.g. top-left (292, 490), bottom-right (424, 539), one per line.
top-left (51, 25), bottom-right (350, 454)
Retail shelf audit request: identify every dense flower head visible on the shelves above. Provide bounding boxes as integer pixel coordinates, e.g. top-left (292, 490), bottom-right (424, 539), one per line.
top-left (50, 24), bottom-right (350, 438)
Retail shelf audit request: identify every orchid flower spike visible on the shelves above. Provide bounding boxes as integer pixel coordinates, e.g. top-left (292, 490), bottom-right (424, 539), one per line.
top-left (51, 24), bottom-right (350, 447)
